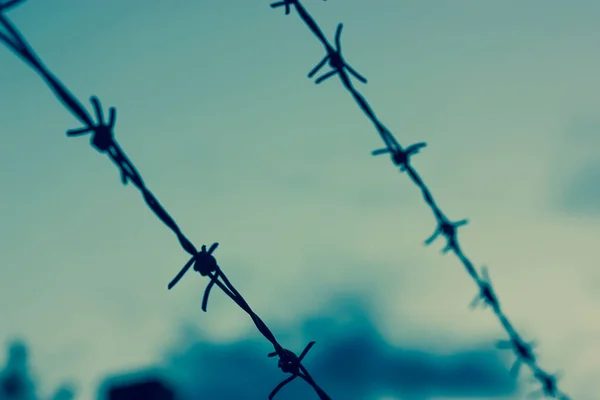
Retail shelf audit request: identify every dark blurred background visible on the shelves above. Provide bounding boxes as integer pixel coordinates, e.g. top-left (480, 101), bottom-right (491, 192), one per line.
top-left (1, 294), bottom-right (519, 400)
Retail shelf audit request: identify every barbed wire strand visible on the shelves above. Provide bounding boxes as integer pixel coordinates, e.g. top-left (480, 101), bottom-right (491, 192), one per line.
top-left (270, 0), bottom-right (572, 399)
top-left (0, 1), bottom-right (332, 399)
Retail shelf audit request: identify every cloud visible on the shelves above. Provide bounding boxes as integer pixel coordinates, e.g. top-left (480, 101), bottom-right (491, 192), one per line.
top-left (2, 294), bottom-right (517, 400)
top-left (156, 293), bottom-right (516, 400)
top-left (560, 162), bottom-right (600, 215)
top-left (553, 116), bottom-right (600, 216)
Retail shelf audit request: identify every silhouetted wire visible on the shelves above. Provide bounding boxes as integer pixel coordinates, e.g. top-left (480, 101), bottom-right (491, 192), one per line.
top-left (0, 2), bottom-right (331, 399)
top-left (270, 1), bottom-right (571, 399)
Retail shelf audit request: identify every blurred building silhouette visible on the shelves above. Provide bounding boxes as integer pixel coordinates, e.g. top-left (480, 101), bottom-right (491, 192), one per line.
top-left (0, 340), bottom-right (74, 400)
top-left (99, 371), bottom-right (178, 400)
top-left (106, 378), bottom-right (174, 400)
top-left (0, 340), bottom-right (178, 400)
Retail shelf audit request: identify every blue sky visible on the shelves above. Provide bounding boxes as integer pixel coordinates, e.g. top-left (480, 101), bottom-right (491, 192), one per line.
top-left (1, 1), bottom-right (599, 399)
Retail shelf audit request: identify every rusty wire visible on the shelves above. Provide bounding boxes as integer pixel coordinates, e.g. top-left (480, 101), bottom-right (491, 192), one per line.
top-left (0, 1), bottom-right (331, 399)
top-left (269, 0), bottom-right (572, 398)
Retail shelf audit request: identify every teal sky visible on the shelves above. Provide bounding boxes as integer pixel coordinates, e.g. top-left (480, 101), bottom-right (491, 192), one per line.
top-left (1, 1), bottom-right (599, 399)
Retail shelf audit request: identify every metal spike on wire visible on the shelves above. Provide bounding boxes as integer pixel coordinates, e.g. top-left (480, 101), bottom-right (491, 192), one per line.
top-left (0, 1), bottom-right (331, 399)
top-left (307, 23), bottom-right (367, 85)
top-left (270, 0), bottom-right (572, 398)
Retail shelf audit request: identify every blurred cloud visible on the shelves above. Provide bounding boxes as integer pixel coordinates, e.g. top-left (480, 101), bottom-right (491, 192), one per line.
top-left (560, 162), bottom-right (600, 215)
top-left (157, 294), bottom-right (516, 400)
top-left (552, 115), bottom-right (600, 216)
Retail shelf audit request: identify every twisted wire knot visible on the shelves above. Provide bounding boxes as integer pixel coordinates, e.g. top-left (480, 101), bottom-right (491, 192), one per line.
top-left (372, 142), bottom-right (427, 172)
top-left (267, 341), bottom-right (316, 399)
top-left (66, 96), bottom-right (116, 153)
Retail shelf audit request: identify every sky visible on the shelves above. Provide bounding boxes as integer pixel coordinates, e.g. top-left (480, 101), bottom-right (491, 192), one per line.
top-left (0, 0), bottom-right (599, 399)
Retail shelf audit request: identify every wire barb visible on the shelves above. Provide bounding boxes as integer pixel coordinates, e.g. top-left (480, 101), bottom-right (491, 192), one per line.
top-left (268, 342), bottom-right (316, 399)
top-left (66, 96), bottom-right (116, 152)
top-left (65, 98), bottom-right (142, 186)
top-left (496, 336), bottom-right (538, 378)
top-left (269, 0), bottom-right (295, 15)
top-left (424, 216), bottom-right (468, 254)
top-left (270, 0), bottom-right (326, 16)
top-left (167, 242), bottom-right (233, 312)
top-left (528, 370), bottom-right (566, 399)
top-left (371, 142), bottom-right (427, 172)
top-left (308, 23), bottom-right (366, 85)
top-left (470, 266), bottom-right (500, 311)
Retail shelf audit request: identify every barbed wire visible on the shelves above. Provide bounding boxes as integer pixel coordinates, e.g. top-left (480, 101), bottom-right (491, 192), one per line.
top-left (269, 0), bottom-right (572, 399)
top-left (0, 1), bottom-right (332, 399)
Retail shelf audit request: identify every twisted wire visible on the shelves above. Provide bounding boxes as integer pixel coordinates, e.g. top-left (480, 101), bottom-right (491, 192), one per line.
top-left (0, 1), bottom-right (331, 398)
top-left (270, 0), bottom-right (572, 398)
